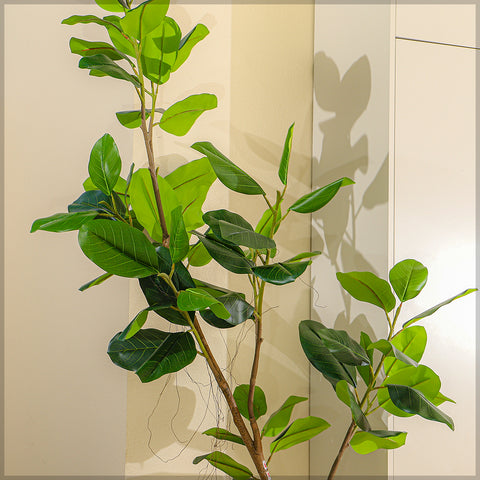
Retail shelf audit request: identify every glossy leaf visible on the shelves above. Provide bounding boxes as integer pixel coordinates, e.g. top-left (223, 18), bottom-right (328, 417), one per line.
top-left (165, 157), bottom-right (216, 230)
top-left (68, 190), bottom-right (111, 213)
top-left (62, 14), bottom-right (119, 28)
top-left (357, 331), bottom-right (373, 385)
top-left (79, 272), bottom-right (113, 292)
top-left (159, 94), bottom-right (217, 136)
top-left (83, 176), bottom-right (127, 194)
top-left (299, 320), bottom-right (358, 387)
top-left (262, 396), bottom-right (307, 437)
top-left (187, 241), bottom-right (212, 267)
top-left (31, 211), bottom-right (97, 233)
top-left (88, 134), bottom-right (121, 196)
top-left (233, 384), bottom-right (267, 420)
top-left (108, 328), bottom-right (196, 383)
top-left (172, 24), bottom-right (209, 72)
top-left (200, 293), bottom-right (253, 329)
top-left (350, 430), bottom-right (407, 455)
top-left (120, 0), bottom-right (169, 39)
top-left (169, 206), bottom-right (189, 263)
top-left (270, 416), bottom-right (330, 454)
top-left (278, 123), bottom-right (294, 185)
top-left (256, 202), bottom-right (282, 236)
top-left (252, 261), bottom-right (310, 285)
top-left (193, 451), bottom-right (253, 480)
top-left (385, 326), bottom-right (427, 376)
top-left (118, 307), bottom-right (153, 340)
top-left (95, 0), bottom-right (127, 11)
top-left (192, 142), bottom-right (265, 195)
top-left (368, 339), bottom-right (418, 368)
top-left (115, 108), bottom-right (164, 129)
top-left (104, 16), bottom-right (136, 57)
top-left (69, 38), bottom-right (125, 61)
top-left (387, 384), bottom-right (454, 430)
top-left (202, 428), bottom-right (245, 446)
top-left (177, 288), bottom-right (230, 319)
top-left (192, 231), bottom-right (253, 274)
top-left (335, 380), bottom-right (370, 431)
top-left (337, 271), bottom-right (396, 312)
top-left (403, 288), bottom-right (477, 328)
top-left (286, 251), bottom-right (322, 263)
top-left (78, 219), bottom-right (158, 278)
top-left (289, 177), bottom-right (354, 213)
top-left (389, 259), bottom-right (428, 302)
top-left (79, 54), bottom-right (140, 87)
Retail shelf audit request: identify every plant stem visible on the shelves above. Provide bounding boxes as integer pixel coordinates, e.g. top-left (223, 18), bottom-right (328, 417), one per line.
top-left (327, 421), bottom-right (356, 480)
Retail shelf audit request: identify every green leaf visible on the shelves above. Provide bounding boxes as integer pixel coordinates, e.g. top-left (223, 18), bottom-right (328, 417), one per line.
top-left (252, 261), bottom-right (310, 285)
top-left (78, 219), bottom-right (159, 278)
top-left (289, 177), bottom-right (354, 213)
top-left (159, 94), bottom-right (217, 136)
top-left (389, 259), bottom-right (428, 302)
top-left (233, 384), bottom-right (267, 420)
top-left (262, 396), bottom-right (307, 437)
top-left (385, 326), bottom-right (427, 376)
top-left (270, 416), bottom-right (330, 454)
top-left (193, 452), bottom-right (253, 480)
top-left (88, 134), bottom-right (122, 196)
top-left (68, 190), bottom-right (111, 213)
top-left (299, 320), bottom-right (358, 387)
top-left (169, 206), bottom-right (189, 263)
top-left (191, 231), bottom-right (253, 274)
top-left (108, 328), bottom-right (196, 383)
top-left (118, 307), bottom-right (153, 340)
top-left (187, 241), bottom-right (212, 267)
top-left (31, 212), bottom-right (97, 233)
top-left (104, 16), bottom-right (136, 57)
top-left (120, 0), bottom-right (169, 39)
top-left (255, 203), bottom-right (283, 236)
top-left (79, 54), bottom-right (140, 87)
top-left (172, 24), bottom-right (209, 72)
top-left (286, 251), bottom-right (322, 263)
top-left (432, 391), bottom-right (455, 406)
top-left (79, 272), bottom-right (113, 292)
top-left (191, 142), bottom-right (265, 195)
top-left (387, 384), bottom-right (454, 430)
top-left (368, 339), bottom-right (418, 368)
top-left (278, 122), bottom-right (294, 185)
top-left (335, 380), bottom-right (370, 431)
top-left (69, 37), bottom-right (126, 61)
top-left (357, 331), bottom-right (373, 385)
top-left (350, 430), bottom-right (407, 455)
top-left (378, 365), bottom-right (441, 417)
top-left (200, 293), bottom-right (254, 329)
top-left (165, 157), bottom-right (216, 231)
top-left (62, 14), bottom-right (119, 28)
top-left (403, 288), bottom-right (478, 328)
top-left (115, 108), bottom-right (164, 129)
top-left (177, 288), bottom-right (230, 319)
top-left (202, 428), bottom-right (245, 446)
top-left (337, 271), bottom-right (396, 312)
top-left (94, 0), bottom-right (127, 12)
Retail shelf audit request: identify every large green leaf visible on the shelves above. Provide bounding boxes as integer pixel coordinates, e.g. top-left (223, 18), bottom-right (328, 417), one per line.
top-left (378, 365), bottom-right (441, 417)
top-left (262, 396), bottom-right (307, 437)
top-left (120, 0), bottom-right (169, 39)
top-left (94, 0), bottom-right (127, 12)
top-left (104, 16), bottom-right (136, 57)
top-left (368, 339), bottom-right (418, 368)
top-left (270, 416), bottom-right (330, 454)
top-left (289, 177), bottom-right (354, 213)
top-left (202, 428), bottom-right (245, 446)
top-left (172, 24), bottom-right (209, 72)
top-left (169, 206), bottom-right (189, 263)
top-left (203, 209), bottom-right (275, 250)
top-left (335, 380), bottom-right (370, 431)
top-left (385, 326), bottom-right (427, 376)
top-left (299, 320), bottom-right (358, 387)
top-left (68, 190), bottom-right (111, 213)
top-left (159, 94), bottom-right (217, 136)
top-left (387, 384), bottom-right (454, 430)
top-left (256, 203), bottom-right (282, 236)
top-left (118, 307), bottom-right (154, 340)
top-left (177, 288), bottom-right (230, 319)
top-left (278, 123), bottom-right (294, 185)
top-left (69, 37), bottom-right (126, 61)
top-left (337, 271), bottom-right (396, 312)
top-left (83, 176), bottom-right (127, 194)
top-left (252, 261), bottom-right (310, 285)
top-left (79, 54), bottom-right (140, 87)
top-left (191, 231), bottom-right (253, 274)
top-left (233, 384), bottom-right (267, 420)
top-left (389, 259), bottom-right (428, 302)
top-left (78, 219), bottom-right (158, 277)
top-left (115, 108), bottom-right (163, 129)
top-left (79, 272), bottom-right (113, 292)
top-left (200, 292), bottom-right (254, 329)
top-left (31, 212), bottom-right (97, 233)
top-left (165, 157), bottom-right (216, 231)
top-left (191, 142), bottom-right (265, 195)
top-left (187, 241), bottom-right (212, 267)
top-left (350, 430), bottom-right (407, 455)
top-left (403, 288), bottom-right (478, 328)
top-left (108, 328), bottom-right (196, 383)
top-left (193, 451), bottom-right (253, 480)
top-left (88, 134), bottom-right (121, 196)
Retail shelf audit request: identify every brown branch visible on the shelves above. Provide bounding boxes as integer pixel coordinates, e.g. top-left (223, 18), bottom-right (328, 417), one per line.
top-left (327, 421), bottom-right (356, 480)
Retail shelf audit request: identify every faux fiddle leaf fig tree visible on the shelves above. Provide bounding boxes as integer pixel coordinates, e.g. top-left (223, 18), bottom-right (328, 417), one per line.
top-left (30, 1), bottom-right (352, 479)
top-left (299, 258), bottom-right (476, 480)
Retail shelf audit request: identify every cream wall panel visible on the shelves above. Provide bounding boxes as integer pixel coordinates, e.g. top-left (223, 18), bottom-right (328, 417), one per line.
top-left (311, 3), bottom-right (391, 478)
top-left (392, 39), bottom-right (476, 476)
top-left (4, 5), bottom-right (129, 475)
top-left (396, 2), bottom-right (477, 48)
